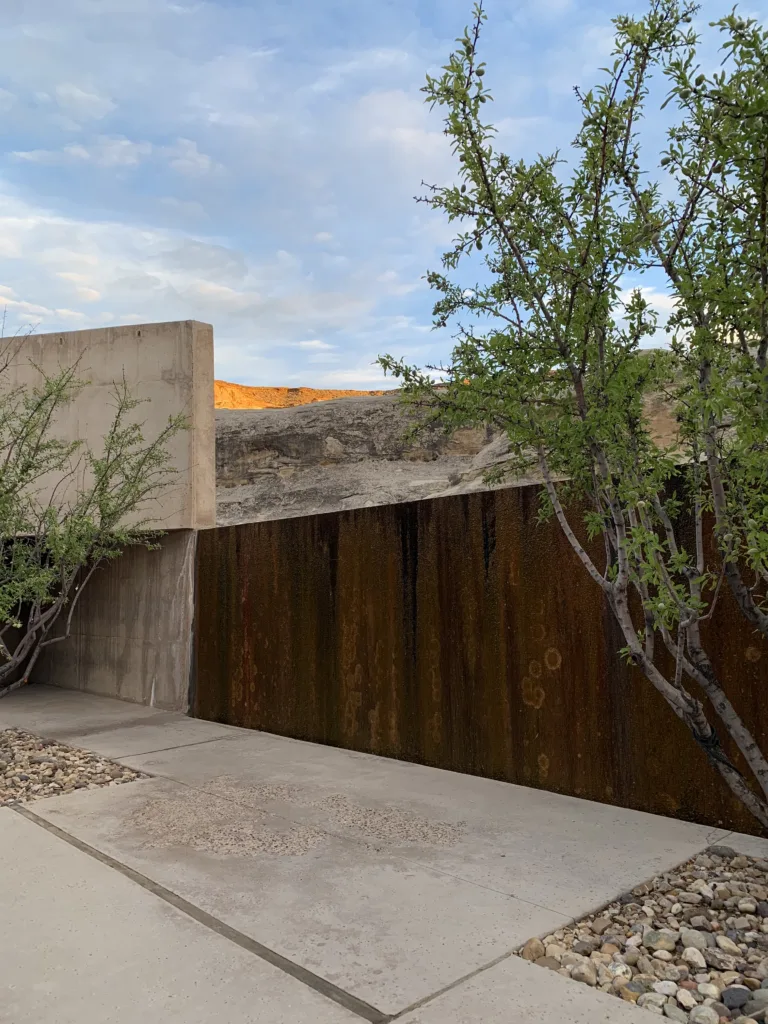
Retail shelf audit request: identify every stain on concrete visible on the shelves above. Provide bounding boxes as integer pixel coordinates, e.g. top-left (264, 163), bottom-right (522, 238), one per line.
top-left (128, 789), bottom-right (328, 857)
top-left (205, 778), bottom-right (465, 848)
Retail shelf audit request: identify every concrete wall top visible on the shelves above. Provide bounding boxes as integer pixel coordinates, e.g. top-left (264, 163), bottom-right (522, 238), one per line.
top-left (7, 320), bottom-right (215, 530)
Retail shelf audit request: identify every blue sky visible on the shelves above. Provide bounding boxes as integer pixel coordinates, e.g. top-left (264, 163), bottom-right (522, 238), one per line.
top-left (0, 0), bottom-right (764, 387)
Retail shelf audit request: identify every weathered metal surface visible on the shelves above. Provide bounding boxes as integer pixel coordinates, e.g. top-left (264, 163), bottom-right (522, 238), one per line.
top-left (194, 485), bottom-right (768, 835)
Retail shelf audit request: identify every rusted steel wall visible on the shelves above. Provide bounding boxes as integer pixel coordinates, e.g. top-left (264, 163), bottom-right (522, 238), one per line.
top-left (193, 485), bottom-right (768, 835)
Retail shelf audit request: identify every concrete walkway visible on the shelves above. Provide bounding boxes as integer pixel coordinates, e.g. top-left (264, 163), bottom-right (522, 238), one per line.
top-left (2, 685), bottom-right (766, 1024)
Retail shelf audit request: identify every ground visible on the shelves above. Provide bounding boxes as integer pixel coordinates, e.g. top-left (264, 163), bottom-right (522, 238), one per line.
top-left (1, 684), bottom-right (766, 1024)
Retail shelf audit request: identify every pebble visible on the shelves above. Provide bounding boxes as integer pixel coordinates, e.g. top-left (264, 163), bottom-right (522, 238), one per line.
top-left (676, 989), bottom-right (698, 1010)
top-left (571, 962), bottom-right (597, 986)
top-left (522, 937), bottom-right (545, 961)
top-left (717, 935), bottom-right (744, 956)
top-left (663, 1006), bottom-right (690, 1022)
top-left (723, 986), bottom-right (752, 1010)
top-left (682, 946), bottom-right (708, 969)
top-left (681, 929), bottom-right (711, 951)
top-left (518, 849), bottom-right (768, 1021)
top-left (688, 1008), bottom-right (720, 1024)
top-left (654, 981), bottom-right (680, 996)
top-left (0, 729), bottom-right (144, 806)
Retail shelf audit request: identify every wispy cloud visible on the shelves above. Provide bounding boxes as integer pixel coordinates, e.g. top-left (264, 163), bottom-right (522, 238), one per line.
top-left (1, 0), bottom-right (763, 385)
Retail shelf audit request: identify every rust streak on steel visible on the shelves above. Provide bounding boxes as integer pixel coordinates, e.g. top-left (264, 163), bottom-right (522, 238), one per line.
top-left (193, 484), bottom-right (768, 836)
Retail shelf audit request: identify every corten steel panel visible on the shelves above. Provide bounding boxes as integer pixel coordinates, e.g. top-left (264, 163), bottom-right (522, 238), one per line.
top-left (194, 486), bottom-right (768, 835)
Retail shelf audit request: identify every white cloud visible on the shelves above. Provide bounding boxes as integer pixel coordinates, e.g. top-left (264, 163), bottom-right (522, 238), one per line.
top-left (0, 89), bottom-right (15, 112)
top-left (312, 366), bottom-right (391, 388)
top-left (54, 83), bottom-right (115, 120)
top-left (375, 269), bottom-right (422, 296)
top-left (12, 136), bottom-right (221, 175)
top-left (159, 196), bottom-right (207, 218)
top-left (296, 339), bottom-right (335, 350)
top-left (314, 232), bottom-right (333, 242)
top-left (355, 90), bottom-right (450, 174)
top-left (309, 48), bottom-right (409, 93)
top-left (163, 137), bottom-right (221, 176)
top-left (14, 136), bottom-right (153, 167)
top-left (0, 187), bottom-right (378, 350)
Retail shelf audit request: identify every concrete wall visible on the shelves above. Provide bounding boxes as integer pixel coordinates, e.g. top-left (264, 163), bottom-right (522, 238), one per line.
top-left (35, 531), bottom-right (196, 712)
top-left (7, 320), bottom-right (215, 530)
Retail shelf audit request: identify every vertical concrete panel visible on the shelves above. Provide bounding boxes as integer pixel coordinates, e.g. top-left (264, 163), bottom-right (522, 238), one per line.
top-left (35, 530), bottom-right (196, 712)
top-left (6, 320), bottom-right (214, 529)
top-left (193, 485), bottom-right (768, 835)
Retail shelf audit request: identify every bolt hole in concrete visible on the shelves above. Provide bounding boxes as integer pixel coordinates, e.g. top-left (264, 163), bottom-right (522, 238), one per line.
top-left (518, 846), bottom-right (768, 1024)
top-left (0, 728), bottom-right (145, 805)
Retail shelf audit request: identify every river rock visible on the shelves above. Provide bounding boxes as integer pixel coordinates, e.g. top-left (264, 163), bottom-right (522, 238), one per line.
top-left (521, 937), bottom-right (545, 961)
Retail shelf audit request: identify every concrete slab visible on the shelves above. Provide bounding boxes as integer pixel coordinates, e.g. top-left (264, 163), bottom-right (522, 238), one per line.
top-left (0, 683), bottom-right (162, 731)
top-left (120, 731), bottom-right (730, 917)
top-left (31, 777), bottom-right (569, 1017)
top-left (0, 807), bottom-right (360, 1024)
top-left (719, 830), bottom-right (768, 858)
top-left (0, 684), bottom-right (237, 756)
top-left (396, 953), bottom-right (645, 1024)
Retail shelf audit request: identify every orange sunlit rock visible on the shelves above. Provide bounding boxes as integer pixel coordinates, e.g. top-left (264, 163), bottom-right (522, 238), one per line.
top-left (214, 380), bottom-right (389, 410)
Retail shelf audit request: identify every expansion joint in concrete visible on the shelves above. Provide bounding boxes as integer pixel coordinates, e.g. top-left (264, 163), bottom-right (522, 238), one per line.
top-left (10, 804), bottom-right (392, 1024)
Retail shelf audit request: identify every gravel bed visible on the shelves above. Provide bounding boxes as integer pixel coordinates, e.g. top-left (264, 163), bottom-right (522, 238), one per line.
top-left (0, 728), bottom-right (145, 805)
top-left (518, 845), bottom-right (768, 1023)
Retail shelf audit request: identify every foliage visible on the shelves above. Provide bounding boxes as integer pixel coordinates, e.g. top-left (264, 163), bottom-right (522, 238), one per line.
top-left (0, 338), bottom-right (185, 694)
top-left (379, 0), bottom-right (768, 826)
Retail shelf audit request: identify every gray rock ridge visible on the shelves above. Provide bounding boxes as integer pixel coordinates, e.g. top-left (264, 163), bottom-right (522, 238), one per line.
top-left (215, 394), bottom-right (523, 525)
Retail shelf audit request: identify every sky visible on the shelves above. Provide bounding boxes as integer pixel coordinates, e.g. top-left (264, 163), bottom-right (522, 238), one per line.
top-left (0, 0), bottom-right (765, 387)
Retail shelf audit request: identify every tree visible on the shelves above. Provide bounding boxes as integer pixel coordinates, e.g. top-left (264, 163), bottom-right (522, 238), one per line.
top-left (379, 0), bottom-right (768, 827)
top-left (0, 336), bottom-right (184, 696)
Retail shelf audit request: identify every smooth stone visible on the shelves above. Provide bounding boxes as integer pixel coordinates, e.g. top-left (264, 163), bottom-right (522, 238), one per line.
top-left (654, 981), bottom-right (681, 997)
top-left (571, 962), bottom-right (597, 986)
top-left (653, 961), bottom-right (683, 982)
top-left (682, 929), bottom-right (711, 952)
top-left (677, 988), bottom-right (698, 1009)
top-left (698, 983), bottom-right (722, 1000)
top-left (723, 987), bottom-right (753, 1010)
top-left (522, 937), bottom-right (546, 961)
top-left (535, 956), bottom-right (562, 971)
top-left (646, 930), bottom-right (680, 953)
top-left (573, 939), bottom-right (599, 955)
top-left (663, 1006), bottom-right (689, 1022)
top-left (638, 992), bottom-right (669, 1010)
top-left (561, 952), bottom-right (588, 969)
top-left (719, 935), bottom-right (745, 956)
top-left (688, 1007), bottom-right (721, 1024)
top-left (608, 963), bottom-right (633, 982)
top-left (683, 947), bottom-right (708, 970)
top-left (591, 918), bottom-right (612, 935)
top-left (619, 981), bottom-right (645, 1003)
